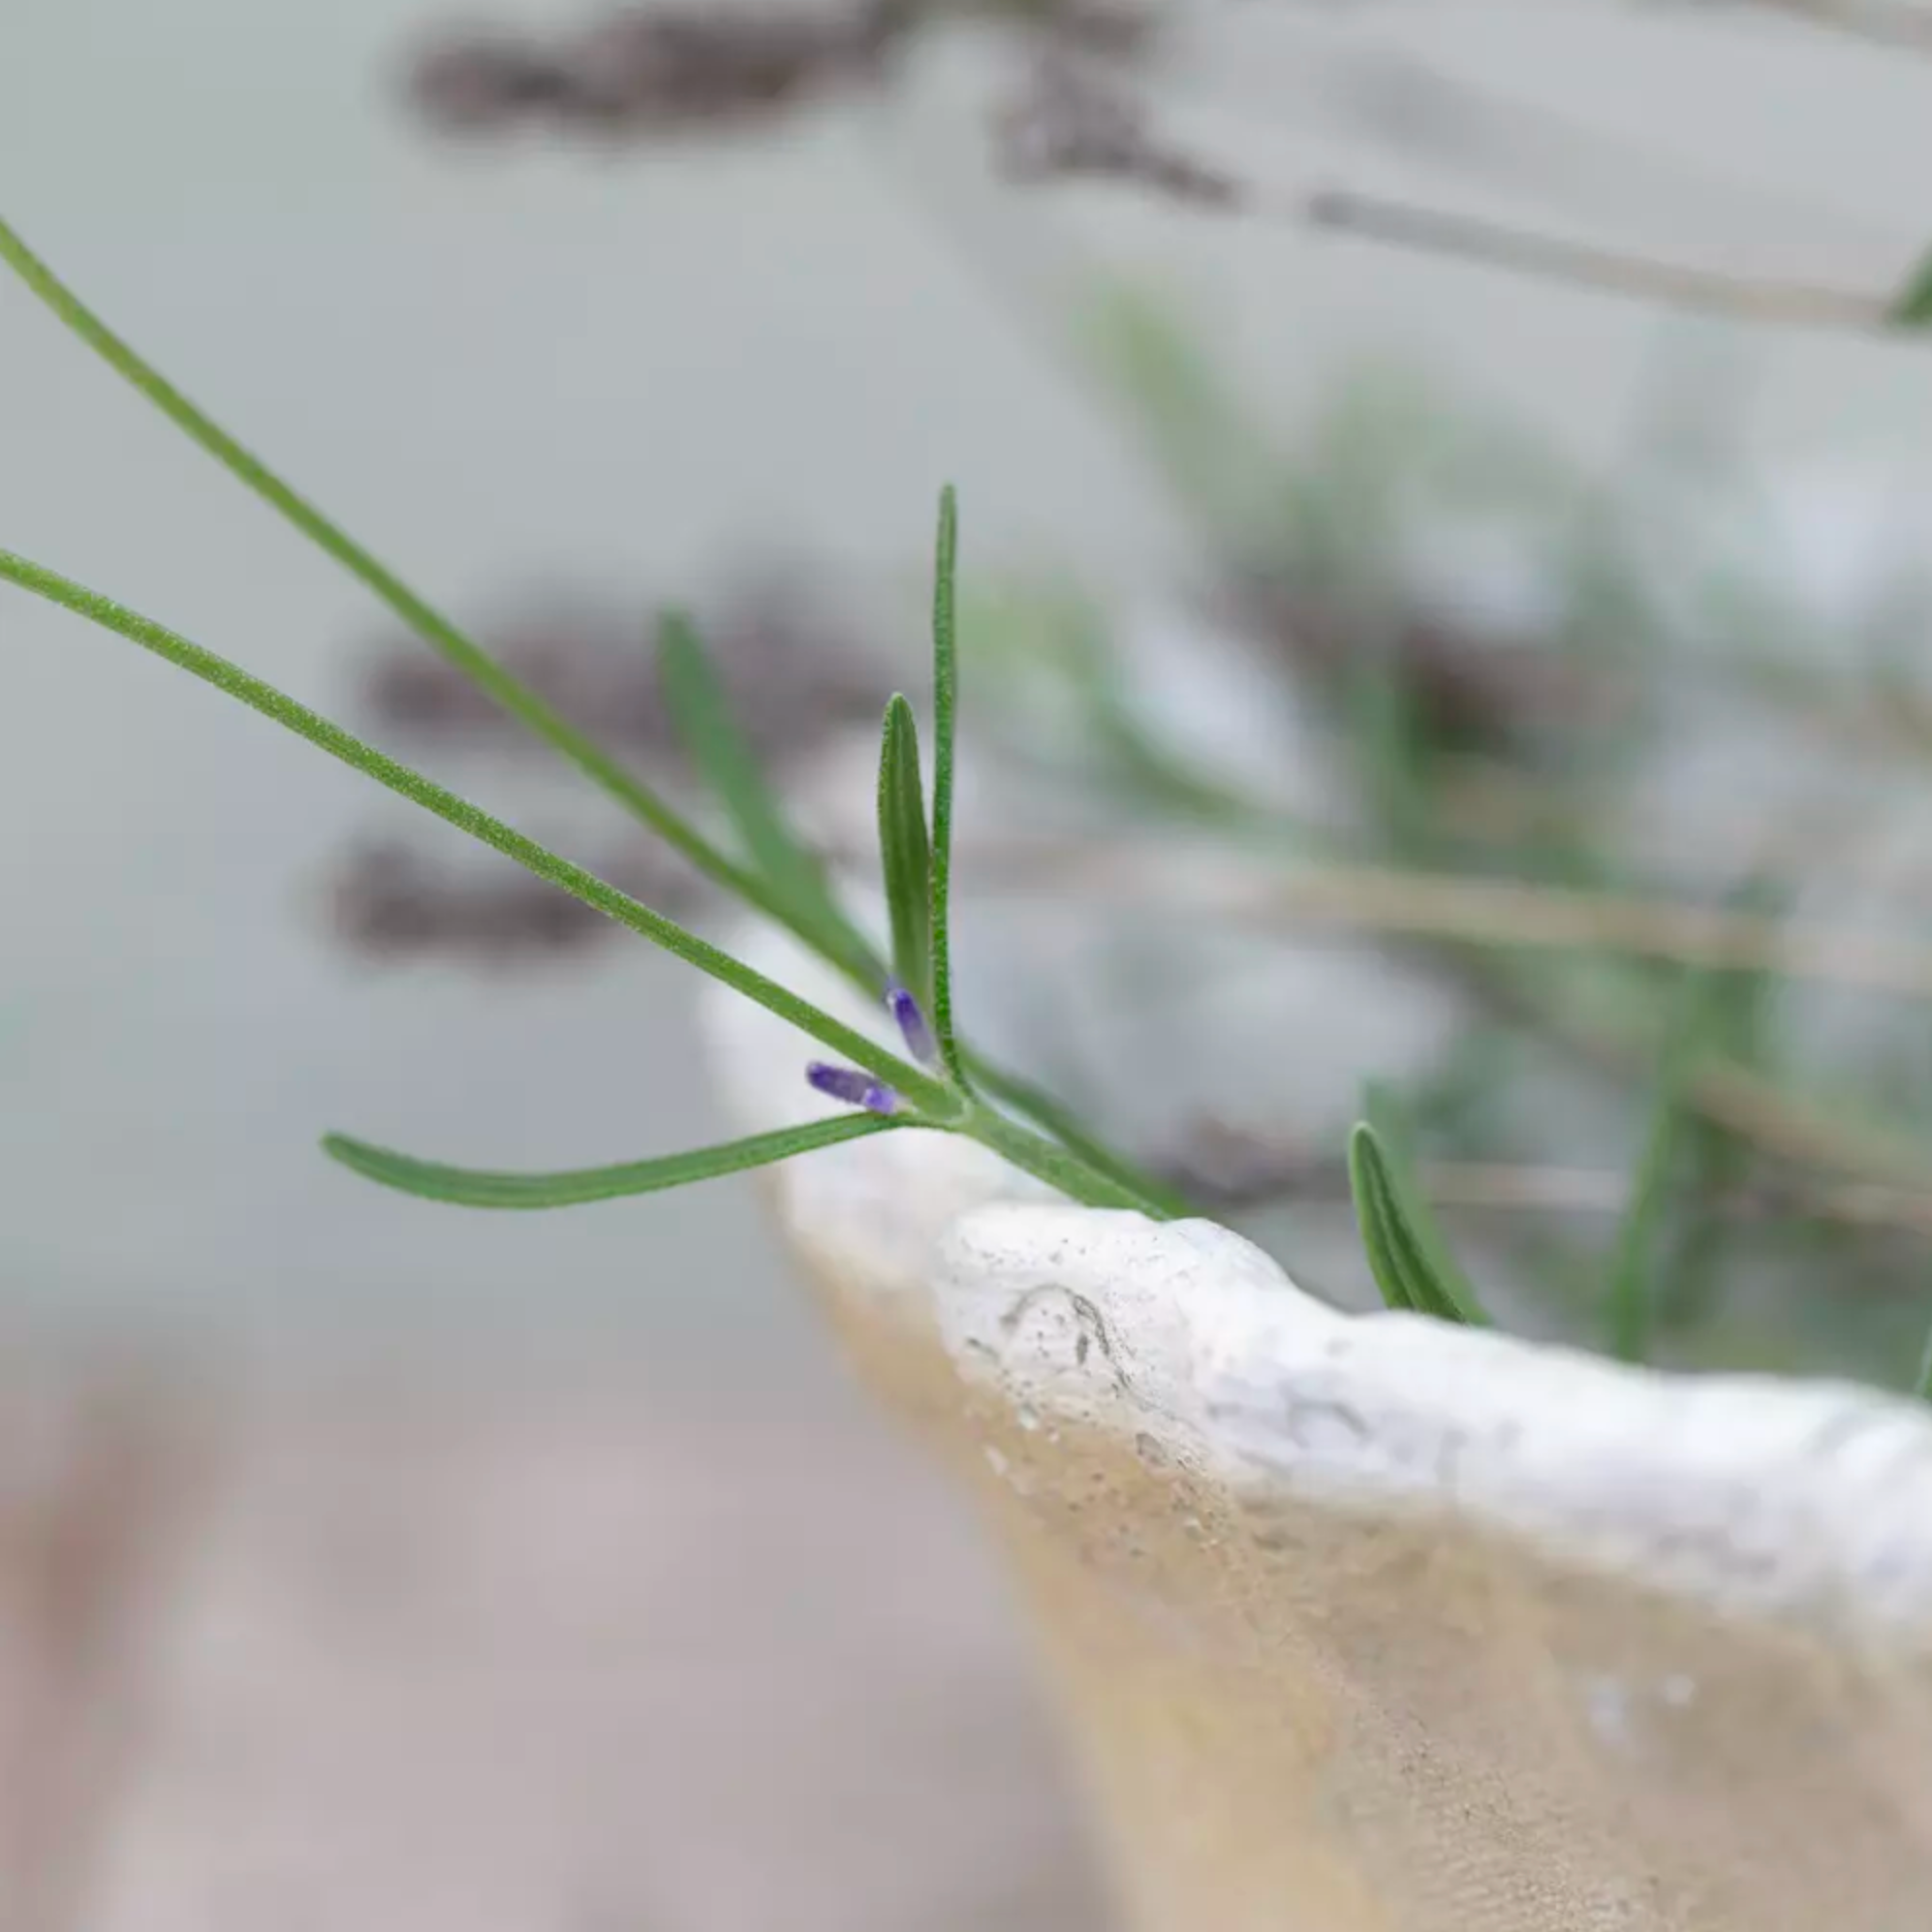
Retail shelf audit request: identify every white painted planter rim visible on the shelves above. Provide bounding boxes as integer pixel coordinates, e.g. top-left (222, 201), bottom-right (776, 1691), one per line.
top-left (701, 913), bottom-right (1932, 1652)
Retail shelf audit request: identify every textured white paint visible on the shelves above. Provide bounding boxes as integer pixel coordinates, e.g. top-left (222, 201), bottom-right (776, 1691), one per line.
top-left (934, 1199), bottom-right (1932, 1641)
top-left (706, 908), bottom-right (1932, 1650)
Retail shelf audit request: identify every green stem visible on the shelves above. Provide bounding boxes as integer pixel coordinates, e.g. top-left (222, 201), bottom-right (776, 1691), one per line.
top-left (929, 485), bottom-right (968, 1084)
top-left (964, 1103), bottom-right (1175, 1215)
top-left (965, 1051), bottom-right (1193, 1217)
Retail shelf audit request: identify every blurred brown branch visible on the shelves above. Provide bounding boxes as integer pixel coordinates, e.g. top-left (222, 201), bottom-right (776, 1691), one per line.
top-left (330, 578), bottom-right (887, 961)
top-left (987, 58), bottom-right (1895, 329)
top-left (1160, 1118), bottom-right (1932, 1237)
top-left (327, 837), bottom-right (707, 960)
top-left (955, 832), bottom-right (1932, 1210)
top-left (947, 835), bottom-right (1932, 1004)
top-left (1751, 0), bottom-right (1932, 55)
top-left (355, 583), bottom-right (888, 763)
top-left (407, 5), bottom-right (904, 136)
top-left (1220, 0), bottom-right (1932, 61)
top-left (404, 0), bottom-right (1150, 138)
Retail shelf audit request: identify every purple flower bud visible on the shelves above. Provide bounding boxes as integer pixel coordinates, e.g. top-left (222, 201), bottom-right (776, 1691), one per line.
top-left (806, 1061), bottom-right (899, 1115)
top-left (886, 983), bottom-right (938, 1066)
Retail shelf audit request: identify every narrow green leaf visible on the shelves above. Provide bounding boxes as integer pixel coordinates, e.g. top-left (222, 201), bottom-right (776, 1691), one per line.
top-left (323, 1112), bottom-right (903, 1208)
top-left (1347, 1128), bottom-right (1418, 1314)
top-left (1891, 247), bottom-right (1932, 328)
top-left (1355, 1135), bottom-right (1471, 1323)
top-left (928, 485), bottom-right (969, 1085)
top-left (0, 549), bottom-right (958, 1119)
top-left (876, 694), bottom-right (934, 1007)
top-left (1348, 1095), bottom-right (1490, 1326)
top-left (0, 215), bottom-right (836, 956)
top-left (1605, 973), bottom-right (1719, 1363)
top-left (657, 611), bottom-right (878, 983)
top-left (655, 610), bottom-right (813, 887)
top-left (1915, 1322), bottom-right (1932, 1403)
top-left (1362, 1087), bottom-right (1486, 1317)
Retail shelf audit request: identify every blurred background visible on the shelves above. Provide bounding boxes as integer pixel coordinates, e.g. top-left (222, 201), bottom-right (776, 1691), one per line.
top-left (11, 0), bottom-right (1932, 1923)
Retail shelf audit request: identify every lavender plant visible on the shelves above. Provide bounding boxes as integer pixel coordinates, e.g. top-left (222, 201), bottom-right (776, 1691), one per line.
top-left (0, 216), bottom-right (1188, 1230)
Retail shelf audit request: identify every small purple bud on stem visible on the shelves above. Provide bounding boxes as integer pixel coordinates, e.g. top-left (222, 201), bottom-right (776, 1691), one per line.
top-left (886, 984), bottom-right (938, 1067)
top-left (806, 1061), bottom-right (899, 1115)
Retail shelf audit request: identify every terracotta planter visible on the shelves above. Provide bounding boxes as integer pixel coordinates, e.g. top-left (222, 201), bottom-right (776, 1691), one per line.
top-left (702, 917), bottom-right (1932, 1932)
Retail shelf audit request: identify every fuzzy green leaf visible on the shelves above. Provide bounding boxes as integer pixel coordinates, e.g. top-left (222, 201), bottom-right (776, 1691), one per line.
top-left (928, 485), bottom-right (968, 1085)
top-left (1351, 1135), bottom-right (1413, 1313)
top-left (323, 1113), bottom-right (902, 1208)
top-left (1348, 1095), bottom-right (1489, 1326)
top-left (656, 611), bottom-right (877, 982)
top-left (876, 694), bottom-right (934, 1006)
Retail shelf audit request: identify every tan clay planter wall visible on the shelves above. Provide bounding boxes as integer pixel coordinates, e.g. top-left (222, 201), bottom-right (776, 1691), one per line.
top-left (703, 918), bottom-right (1932, 1932)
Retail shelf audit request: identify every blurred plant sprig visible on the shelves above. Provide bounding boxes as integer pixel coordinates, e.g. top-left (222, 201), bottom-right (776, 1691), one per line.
top-left (956, 283), bottom-right (1932, 1391)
